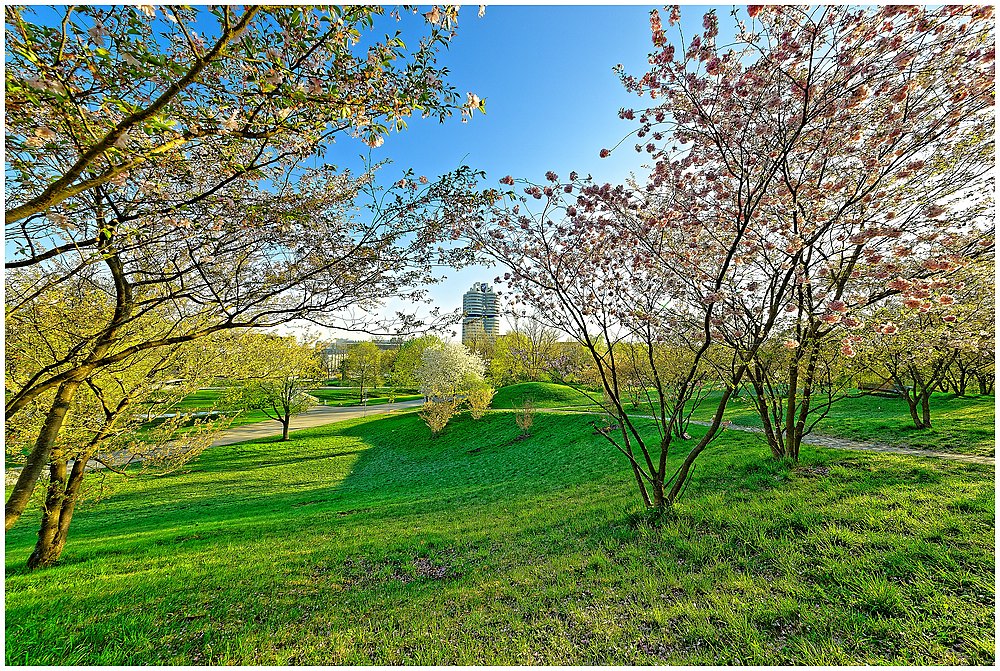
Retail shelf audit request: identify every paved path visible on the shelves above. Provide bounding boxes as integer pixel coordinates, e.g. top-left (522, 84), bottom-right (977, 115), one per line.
top-left (10, 400), bottom-right (425, 479)
top-left (685, 419), bottom-right (995, 465)
top-left (541, 407), bottom-right (995, 466)
top-left (210, 399), bottom-right (423, 446)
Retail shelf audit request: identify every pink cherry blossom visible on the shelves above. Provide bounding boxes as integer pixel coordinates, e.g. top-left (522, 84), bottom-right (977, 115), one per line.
top-left (923, 204), bottom-right (946, 218)
top-left (879, 322), bottom-right (900, 335)
top-left (828, 300), bottom-right (848, 313)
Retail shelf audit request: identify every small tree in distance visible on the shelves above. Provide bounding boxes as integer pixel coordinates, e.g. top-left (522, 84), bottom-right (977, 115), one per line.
top-left (222, 335), bottom-right (324, 441)
top-left (386, 335), bottom-right (444, 389)
top-left (415, 343), bottom-right (486, 436)
top-left (416, 343), bottom-right (486, 399)
top-left (514, 399), bottom-right (536, 437)
top-left (420, 400), bottom-right (458, 438)
top-left (467, 383), bottom-right (496, 419)
top-left (344, 342), bottom-right (385, 401)
top-left (857, 261), bottom-right (994, 429)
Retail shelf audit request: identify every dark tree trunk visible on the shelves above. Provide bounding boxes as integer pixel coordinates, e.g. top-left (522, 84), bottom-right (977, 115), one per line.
top-left (904, 393), bottom-right (926, 429)
top-left (788, 343), bottom-right (821, 463)
top-left (281, 417), bottom-right (290, 441)
top-left (784, 359), bottom-right (798, 459)
top-left (6, 380), bottom-right (82, 531)
top-left (751, 378), bottom-right (785, 459)
top-left (27, 455), bottom-right (90, 569)
top-left (651, 477), bottom-right (665, 509)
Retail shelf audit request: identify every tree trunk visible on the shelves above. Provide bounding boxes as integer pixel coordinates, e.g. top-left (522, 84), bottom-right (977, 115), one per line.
top-left (281, 417), bottom-right (290, 441)
top-left (6, 380), bottom-right (82, 531)
top-left (27, 455), bottom-right (88, 569)
top-left (748, 371), bottom-right (785, 458)
top-left (904, 393), bottom-right (926, 429)
top-left (27, 457), bottom-right (68, 569)
top-left (651, 476), bottom-right (665, 509)
top-left (920, 392), bottom-right (932, 429)
top-left (789, 343), bottom-right (821, 463)
top-left (784, 358), bottom-right (799, 456)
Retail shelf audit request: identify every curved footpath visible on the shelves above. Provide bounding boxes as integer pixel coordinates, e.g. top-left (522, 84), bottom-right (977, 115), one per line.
top-left (210, 399), bottom-right (423, 446)
top-left (5, 400), bottom-right (425, 481)
top-left (686, 418), bottom-right (995, 465)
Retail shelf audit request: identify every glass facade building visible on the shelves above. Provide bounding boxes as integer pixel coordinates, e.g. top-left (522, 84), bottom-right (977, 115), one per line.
top-left (461, 282), bottom-right (499, 344)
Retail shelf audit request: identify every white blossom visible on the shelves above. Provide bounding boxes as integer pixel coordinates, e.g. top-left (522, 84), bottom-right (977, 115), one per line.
top-left (416, 344), bottom-right (485, 397)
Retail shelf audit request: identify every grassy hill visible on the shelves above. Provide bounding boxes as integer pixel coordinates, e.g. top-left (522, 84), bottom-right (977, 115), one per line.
top-left (493, 382), bottom-right (995, 457)
top-left (691, 391), bottom-right (996, 457)
top-left (5, 408), bottom-right (994, 664)
top-left (492, 381), bottom-right (596, 409)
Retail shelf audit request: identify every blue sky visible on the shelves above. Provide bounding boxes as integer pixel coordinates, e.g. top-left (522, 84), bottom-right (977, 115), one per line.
top-left (326, 4), bottom-right (721, 338)
top-left (11, 4), bottom-right (725, 341)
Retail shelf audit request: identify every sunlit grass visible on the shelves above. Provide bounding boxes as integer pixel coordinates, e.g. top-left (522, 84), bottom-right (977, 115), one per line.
top-left (493, 381), bottom-right (596, 409)
top-left (501, 382), bottom-right (995, 457)
top-left (696, 391), bottom-right (996, 457)
top-left (5, 406), bottom-right (994, 664)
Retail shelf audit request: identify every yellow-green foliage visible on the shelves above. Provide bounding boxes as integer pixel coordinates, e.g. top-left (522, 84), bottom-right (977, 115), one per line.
top-left (419, 399), bottom-right (458, 437)
top-left (467, 385), bottom-right (495, 419)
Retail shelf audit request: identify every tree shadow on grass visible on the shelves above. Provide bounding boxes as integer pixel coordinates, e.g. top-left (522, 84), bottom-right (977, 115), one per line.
top-left (4, 409), bottom-right (995, 665)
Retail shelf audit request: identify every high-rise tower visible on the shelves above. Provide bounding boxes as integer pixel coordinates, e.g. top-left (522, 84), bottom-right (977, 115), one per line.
top-left (461, 282), bottom-right (499, 344)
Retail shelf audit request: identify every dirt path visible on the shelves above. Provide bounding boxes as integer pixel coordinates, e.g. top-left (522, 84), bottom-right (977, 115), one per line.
top-left (541, 407), bottom-right (995, 466)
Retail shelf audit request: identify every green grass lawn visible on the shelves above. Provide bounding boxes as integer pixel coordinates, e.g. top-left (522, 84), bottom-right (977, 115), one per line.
top-left (139, 390), bottom-right (272, 433)
top-left (492, 381), bottom-right (597, 409)
top-left (496, 382), bottom-right (995, 458)
top-left (692, 391), bottom-right (996, 458)
top-left (160, 387), bottom-right (422, 431)
top-left (307, 387), bottom-right (422, 406)
top-left (5, 408), bottom-right (994, 664)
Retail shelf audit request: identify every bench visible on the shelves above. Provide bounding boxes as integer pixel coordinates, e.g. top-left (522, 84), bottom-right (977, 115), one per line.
top-left (857, 382), bottom-right (909, 398)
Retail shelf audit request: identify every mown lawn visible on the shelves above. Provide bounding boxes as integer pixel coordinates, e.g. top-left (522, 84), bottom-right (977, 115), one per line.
top-left (493, 381), bottom-right (597, 409)
top-left (504, 382), bottom-right (995, 457)
top-left (161, 387), bottom-right (422, 431)
top-left (136, 390), bottom-right (272, 433)
top-left (307, 387), bottom-right (422, 406)
top-left (696, 391), bottom-right (996, 458)
top-left (5, 406), bottom-right (993, 664)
